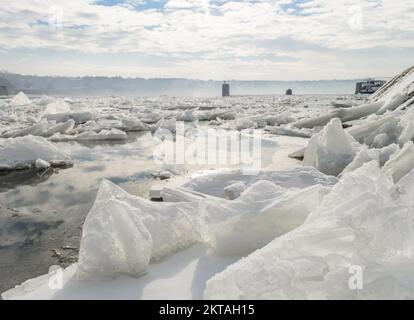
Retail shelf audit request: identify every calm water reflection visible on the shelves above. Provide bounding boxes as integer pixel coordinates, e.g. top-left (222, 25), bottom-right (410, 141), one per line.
top-left (0, 131), bottom-right (168, 293)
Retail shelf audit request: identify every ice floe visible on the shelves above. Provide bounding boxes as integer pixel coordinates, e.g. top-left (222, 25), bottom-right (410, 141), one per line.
top-left (50, 128), bottom-right (127, 142)
top-left (10, 92), bottom-right (31, 107)
top-left (76, 180), bottom-right (200, 280)
top-left (303, 118), bottom-right (360, 176)
top-left (0, 135), bottom-right (72, 170)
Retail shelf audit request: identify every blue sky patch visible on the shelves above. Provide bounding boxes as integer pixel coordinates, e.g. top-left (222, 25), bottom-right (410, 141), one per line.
top-left (94, 0), bottom-right (166, 11)
top-left (281, 0), bottom-right (316, 16)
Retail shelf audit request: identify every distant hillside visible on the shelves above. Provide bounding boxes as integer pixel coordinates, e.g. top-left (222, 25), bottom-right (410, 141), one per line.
top-left (0, 72), bottom-right (359, 97)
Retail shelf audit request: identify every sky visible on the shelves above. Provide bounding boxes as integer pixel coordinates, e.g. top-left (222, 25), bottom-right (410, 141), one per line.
top-left (0, 0), bottom-right (413, 80)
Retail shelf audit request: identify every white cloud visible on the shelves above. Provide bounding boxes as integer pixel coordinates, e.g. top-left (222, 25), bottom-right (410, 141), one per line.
top-left (0, 0), bottom-right (413, 79)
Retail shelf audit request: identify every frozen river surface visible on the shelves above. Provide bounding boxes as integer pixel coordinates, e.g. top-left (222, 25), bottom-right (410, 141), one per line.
top-left (1, 94), bottom-right (338, 293)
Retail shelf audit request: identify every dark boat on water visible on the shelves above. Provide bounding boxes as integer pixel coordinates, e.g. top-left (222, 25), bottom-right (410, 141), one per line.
top-left (355, 79), bottom-right (386, 94)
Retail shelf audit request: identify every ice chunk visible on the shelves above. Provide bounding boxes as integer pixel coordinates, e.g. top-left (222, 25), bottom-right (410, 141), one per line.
top-left (208, 109), bottom-right (236, 121)
top-left (73, 128), bottom-right (127, 141)
top-left (236, 180), bottom-right (286, 203)
top-left (376, 93), bottom-right (409, 115)
top-left (372, 133), bottom-right (390, 148)
top-left (76, 197), bottom-right (153, 280)
top-left (399, 120), bottom-right (414, 144)
top-left (10, 92), bottom-right (31, 107)
top-left (42, 110), bottom-right (95, 124)
top-left (41, 99), bottom-right (71, 117)
top-left (0, 135), bottom-right (72, 170)
top-left (140, 112), bottom-right (163, 124)
top-left (378, 143), bottom-right (399, 166)
top-left (35, 158), bottom-right (51, 169)
top-left (204, 162), bottom-right (410, 300)
top-left (159, 170), bottom-right (172, 179)
top-left (397, 167), bottom-right (414, 204)
top-left (153, 118), bottom-right (178, 133)
top-left (303, 118), bottom-right (360, 176)
top-left (271, 111), bottom-right (295, 125)
top-left (340, 101), bottom-right (385, 122)
top-left (96, 115), bottom-right (148, 132)
top-left (395, 95), bottom-right (414, 112)
top-left (43, 120), bottom-right (75, 137)
top-left (265, 125), bottom-right (311, 138)
top-left (221, 118), bottom-right (255, 131)
top-left (382, 141), bottom-right (414, 182)
top-left (347, 116), bottom-right (395, 144)
top-left (370, 65), bottom-right (414, 103)
top-left (331, 101), bottom-right (352, 108)
top-left (223, 181), bottom-right (247, 200)
top-left (76, 180), bottom-right (200, 281)
top-left (72, 120), bottom-right (100, 133)
top-left (363, 117), bottom-right (401, 147)
top-left (50, 129), bottom-right (127, 141)
top-left (1, 122), bottom-right (48, 138)
top-left (199, 181), bottom-right (330, 256)
top-left (161, 186), bottom-right (220, 202)
top-left (292, 101), bottom-right (384, 129)
top-left (341, 148), bottom-right (379, 175)
top-left (35, 95), bottom-right (55, 106)
top-left (180, 167), bottom-right (338, 198)
top-left (177, 109), bottom-right (195, 122)
top-left (247, 111), bottom-right (295, 127)
top-left (222, 111), bottom-right (295, 131)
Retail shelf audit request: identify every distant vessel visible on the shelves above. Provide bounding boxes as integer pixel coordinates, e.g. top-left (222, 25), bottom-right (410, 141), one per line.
top-left (285, 88), bottom-right (293, 95)
top-left (355, 79), bottom-right (386, 94)
top-left (222, 82), bottom-right (230, 97)
top-left (0, 77), bottom-right (15, 96)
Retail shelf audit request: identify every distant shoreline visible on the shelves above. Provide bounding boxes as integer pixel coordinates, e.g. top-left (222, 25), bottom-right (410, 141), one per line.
top-left (0, 72), bottom-right (362, 96)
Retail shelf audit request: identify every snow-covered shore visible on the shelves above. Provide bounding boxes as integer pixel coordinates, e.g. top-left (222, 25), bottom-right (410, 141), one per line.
top-left (2, 66), bottom-right (414, 299)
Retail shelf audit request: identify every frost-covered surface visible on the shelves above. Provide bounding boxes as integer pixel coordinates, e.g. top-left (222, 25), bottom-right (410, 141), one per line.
top-left (3, 66), bottom-right (414, 300)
